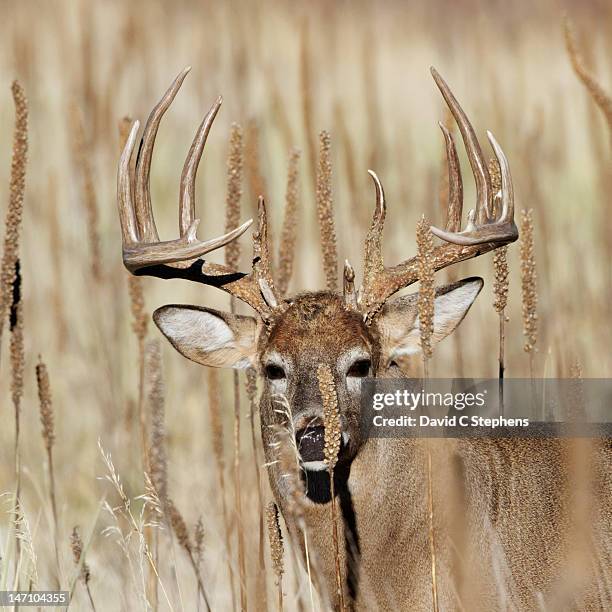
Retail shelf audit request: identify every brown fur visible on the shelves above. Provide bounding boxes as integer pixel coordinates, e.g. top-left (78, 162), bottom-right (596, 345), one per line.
top-left (155, 287), bottom-right (611, 611)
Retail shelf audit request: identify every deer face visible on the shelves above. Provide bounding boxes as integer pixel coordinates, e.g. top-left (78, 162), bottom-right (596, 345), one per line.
top-left (118, 67), bottom-right (516, 473)
top-left (153, 277), bottom-right (482, 469)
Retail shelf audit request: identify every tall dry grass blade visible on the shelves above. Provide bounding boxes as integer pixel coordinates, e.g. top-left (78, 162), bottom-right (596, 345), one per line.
top-left (245, 119), bottom-right (267, 214)
top-left (128, 275), bottom-right (149, 446)
top-left (490, 158), bottom-right (509, 411)
top-left (147, 340), bottom-right (167, 504)
top-left (334, 103), bottom-right (368, 228)
top-left (276, 149), bottom-right (301, 295)
top-left (36, 356), bottom-right (60, 581)
top-left (71, 526), bottom-right (96, 611)
top-left (194, 516), bottom-right (205, 612)
top-left (0, 80), bottom-right (28, 357)
top-left (266, 502), bottom-right (285, 612)
top-left (98, 441), bottom-right (173, 611)
top-left (224, 122), bottom-right (248, 612)
top-left (232, 372), bottom-right (247, 612)
top-left (416, 216), bottom-right (435, 378)
top-left (564, 17), bottom-right (612, 149)
top-left (300, 19), bottom-right (317, 189)
top-left (47, 174), bottom-right (69, 350)
top-left (167, 498), bottom-right (211, 612)
top-left (70, 105), bottom-right (101, 282)
top-left (10, 261), bottom-right (24, 485)
top-left (426, 451), bottom-right (439, 612)
top-left (520, 209), bottom-right (538, 378)
top-left (269, 398), bottom-right (316, 611)
top-left (207, 369), bottom-right (237, 610)
top-left (245, 367), bottom-right (267, 609)
top-left (316, 131), bottom-right (338, 291)
top-left (225, 123), bottom-right (244, 270)
top-left (318, 364), bottom-right (345, 611)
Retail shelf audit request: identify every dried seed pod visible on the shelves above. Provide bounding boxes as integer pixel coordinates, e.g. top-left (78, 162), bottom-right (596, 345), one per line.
top-left (36, 357), bottom-right (55, 452)
top-left (70, 526), bottom-right (91, 584)
top-left (317, 364), bottom-right (341, 470)
top-left (147, 340), bottom-right (167, 504)
top-left (0, 81), bottom-right (28, 344)
top-left (316, 131), bottom-right (337, 291)
top-left (266, 502), bottom-right (284, 579)
top-left (520, 209), bottom-right (537, 353)
top-left (276, 148), bottom-right (301, 295)
top-left (128, 275), bottom-right (148, 343)
top-left (416, 216), bottom-right (435, 360)
top-left (225, 123), bottom-right (243, 270)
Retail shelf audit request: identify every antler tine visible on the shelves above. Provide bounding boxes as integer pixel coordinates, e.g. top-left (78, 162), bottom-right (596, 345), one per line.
top-left (135, 67), bottom-right (191, 242)
top-left (179, 96), bottom-right (222, 237)
top-left (253, 196), bottom-right (282, 311)
top-left (343, 259), bottom-right (356, 309)
top-left (487, 131), bottom-right (514, 224)
top-left (430, 67), bottom-right (492, 226)
top-left (438, 122), bottom-right (463, 232)
top-left (361, 170), bottom-right (386, 289)
top-left (117, 120), bottom-right (140, 245)
top-left (358, 69), bottom-right (519, 323)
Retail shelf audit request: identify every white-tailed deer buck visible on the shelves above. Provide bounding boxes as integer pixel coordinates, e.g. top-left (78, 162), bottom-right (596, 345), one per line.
top-left (117, 67), bottom-right (611, 611)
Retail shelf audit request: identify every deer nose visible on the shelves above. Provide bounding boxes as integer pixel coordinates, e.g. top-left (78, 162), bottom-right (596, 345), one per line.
top-left (293, 411), bottom-right (324, 433)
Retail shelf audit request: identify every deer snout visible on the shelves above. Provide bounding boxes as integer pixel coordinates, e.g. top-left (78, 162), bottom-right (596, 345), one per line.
top-left (293, 410), bottom-right (350, 470)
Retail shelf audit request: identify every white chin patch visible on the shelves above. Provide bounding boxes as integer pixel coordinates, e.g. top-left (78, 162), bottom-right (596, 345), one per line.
top-left (301, 460), bottom-right (327, 472)
top-left (342, 432), bottom-right (350, 444)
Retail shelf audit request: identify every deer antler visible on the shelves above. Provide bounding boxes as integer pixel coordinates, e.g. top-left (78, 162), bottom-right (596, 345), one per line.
top-left (117, 68), bottom-right (281, 319)
top-left (358, 67), bottom-right (518, 323)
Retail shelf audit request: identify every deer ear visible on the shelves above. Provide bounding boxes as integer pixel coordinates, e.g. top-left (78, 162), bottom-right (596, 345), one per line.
top-left (153, 305), bottom-right (259, 369)
top-left (378, 277), bottom-right (483, 361)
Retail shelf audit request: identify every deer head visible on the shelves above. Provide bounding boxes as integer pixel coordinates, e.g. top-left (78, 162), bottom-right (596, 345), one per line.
top-left (117, 67), bottom-right (518, 472)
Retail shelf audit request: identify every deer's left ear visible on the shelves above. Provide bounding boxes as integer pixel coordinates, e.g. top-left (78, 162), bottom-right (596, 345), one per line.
top-left (377, 277), bottom-right (484, 362)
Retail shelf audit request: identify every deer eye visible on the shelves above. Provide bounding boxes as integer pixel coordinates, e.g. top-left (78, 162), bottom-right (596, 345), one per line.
top-left (265, 364), bottom-right (286, 380)
top-left (347, 359), bottom-right (371, 378)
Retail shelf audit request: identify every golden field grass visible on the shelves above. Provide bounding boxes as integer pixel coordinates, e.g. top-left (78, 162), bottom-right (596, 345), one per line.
top-left (0, 0), bottom-right (611, 609)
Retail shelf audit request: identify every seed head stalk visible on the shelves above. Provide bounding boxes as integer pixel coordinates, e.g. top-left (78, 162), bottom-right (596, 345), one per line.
top-left (318, 364), bottom-right (345, 611)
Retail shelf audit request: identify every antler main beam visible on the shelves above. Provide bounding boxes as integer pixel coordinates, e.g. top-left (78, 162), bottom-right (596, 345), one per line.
top-left (117, 69), bottom-right (280, 318)
top-left (359, 67), bottom-right (518, 322)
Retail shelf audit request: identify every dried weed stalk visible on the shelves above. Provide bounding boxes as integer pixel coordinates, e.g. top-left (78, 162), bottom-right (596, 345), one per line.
top-left (276, 149), bottom-right (301, 295)
top-left (225, 123), bottom-right (243, 270)
top-left (520, 209), bottom-right (538, 377)
top-left (207, 369), bottom-right (236, 609)
top-left (318, 364), bottom-right (345, 611)
top-left (0, 81), bottom-right (28, 353)
top-left (266, 502), bottom-right (284, 611)
top-left (71, 526), bottom-right (96, 611)
top-left (417, 216), bottom-right (435, 377)
top-left (316, 131), bottom-right (338, 291)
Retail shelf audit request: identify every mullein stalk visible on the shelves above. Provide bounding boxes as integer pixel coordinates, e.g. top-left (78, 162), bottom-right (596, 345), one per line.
top-left (416, 216), bottom-right (435, 379)
top-left (266, 503), bottom-right (285, 612)
top-left (246, 368), bottom-right (267, 608)
top-left (490, 158), bottom-right (509, 414)
top-left (0, 81), bottom-right (28, 365)
top-left (207, 369), bottom-right (236, 609)
top-left (318, 364), bottom-right (345, 611)
top-left (520, 209), bottom-right (538, 379)
top-left (70, 526), bottom-right (96, 611)
top-left (36, 357), bottom-right (60, 583)
top-left (225, 123), bottom-right (248, 611)
top-left (416, 217), bottom-right (438, 611)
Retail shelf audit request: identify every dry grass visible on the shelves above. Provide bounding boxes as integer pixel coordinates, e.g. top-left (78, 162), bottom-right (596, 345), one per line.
top-left (0, 1), bottom-right (611, 609)
top-left (416, 216), bottom-right (435, 375)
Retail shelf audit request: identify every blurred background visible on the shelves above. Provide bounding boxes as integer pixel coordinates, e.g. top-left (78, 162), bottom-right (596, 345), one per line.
top-left (0, 0), bottom-right (611, 609)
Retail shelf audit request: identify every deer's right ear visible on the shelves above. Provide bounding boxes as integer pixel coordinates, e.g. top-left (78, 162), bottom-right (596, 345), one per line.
top-left (153, 305), bottom-right (259, 369)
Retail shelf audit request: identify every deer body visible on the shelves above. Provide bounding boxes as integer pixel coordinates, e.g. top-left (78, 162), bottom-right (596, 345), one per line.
top-left (270, 435), bottom-right (611, 611)
top-left (117, 68), bottom-right (610, 610)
